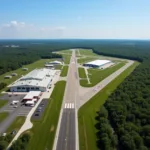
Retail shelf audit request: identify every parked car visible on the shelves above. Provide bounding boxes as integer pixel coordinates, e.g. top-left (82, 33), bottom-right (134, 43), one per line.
top-left (36, 109), bottom-right (41, 112)
top-left (35, 113), bottom-right (39, 116)
top-left (37, 107), bottom-right (42, 110)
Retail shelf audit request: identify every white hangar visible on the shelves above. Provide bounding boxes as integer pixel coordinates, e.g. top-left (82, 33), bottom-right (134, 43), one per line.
top-left (8, 68), bottom-right (56, 92)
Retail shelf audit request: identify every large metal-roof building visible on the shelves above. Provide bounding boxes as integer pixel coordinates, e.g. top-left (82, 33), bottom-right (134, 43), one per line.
top-left (83, 60), bottom-right (111, 68)
top-left (8, 68), bottom-right (56, 92)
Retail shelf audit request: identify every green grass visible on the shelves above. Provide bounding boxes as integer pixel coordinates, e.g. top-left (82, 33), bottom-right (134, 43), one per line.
top-left (60, 66), bottom-right (69, 77)
top-left (27, 81), bottom-right (66, 150)
top-left (80, 62), bottom-right (125, 87)
top-left (78, 57), bottom-right (97, 64)
top-left (78, 62), bottom-right (139, 150)
top-left (62, 54), bottom-right (71, 64)
top-left (58, 49), bottom-right (72, 54)
top-left (6, 116), bottom-right (26, 133)
top-left (0, 100), bottom-right (8, 109)
top-left (79, 49), bottom-right (98, 56)
top-left (78, 68), bottom-right (87, 78)
top-left (0, 112), bottom-right (9, 123)
top-left (0, 58), bottom-right (60, 92)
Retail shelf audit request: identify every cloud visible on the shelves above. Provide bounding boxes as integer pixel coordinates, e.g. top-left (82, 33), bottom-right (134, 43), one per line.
top-left (0, 21), bottom-right (65, 39)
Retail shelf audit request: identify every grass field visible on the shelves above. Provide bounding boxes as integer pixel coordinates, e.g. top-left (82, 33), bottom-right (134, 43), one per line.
top-left (78, 68), bottom-right (87, 78)
top-left (58, 49), bottom-right (72, 54)
top-left (79, 49), bottom-right (98, 56)
top-left (78, 62), bottom-right (139, 150)
top-left (63, 54), bottom-right (71, 64)
top-left (0, 58), bottom-right (60, 92)
top-left (78, 57), bottom-right (97, 64)
top-left (60, 66), bottom-right (69, 77)
top-left (80, 62), bottom-right (125, 87)
top-left (0, 112), bottom-right (9, 123)
top-left (6, 116), bottom-right (26, 133)
top-left (27, 81), bottom-right (66, 150)
top-left (0, 100), bottom-right (8, 109)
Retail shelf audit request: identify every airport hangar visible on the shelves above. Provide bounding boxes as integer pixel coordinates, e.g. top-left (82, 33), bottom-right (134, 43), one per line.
top-left (8, 68), bottom-right (56, 92)
top-left (83, 59), bottom-right (112, 68)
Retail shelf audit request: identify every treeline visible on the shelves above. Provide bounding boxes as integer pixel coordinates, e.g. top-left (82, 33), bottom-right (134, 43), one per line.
top-left (10, 133), bottom-right (30, 150)
top-left (0, 46), bottom-right (62, 75)
top-left (95, 42), bottom-right (150, 150)
top-left (0, 134), bottom-right (13, 150)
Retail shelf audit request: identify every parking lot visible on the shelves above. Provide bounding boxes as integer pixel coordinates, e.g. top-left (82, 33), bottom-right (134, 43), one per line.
top-left (0, 93), bottom-right (34, 133)
top-left (32, 99), bottom-right (48, 120)
top-left (0, 94), bottom-right (32, 116)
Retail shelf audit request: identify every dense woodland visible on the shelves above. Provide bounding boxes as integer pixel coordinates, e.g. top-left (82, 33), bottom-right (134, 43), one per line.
top-left (0, 40), bottom-right (150, 149)
top-left (93, 43), bottom-right (150, 150)
top-left (0, 43), bottom-right (62, 75)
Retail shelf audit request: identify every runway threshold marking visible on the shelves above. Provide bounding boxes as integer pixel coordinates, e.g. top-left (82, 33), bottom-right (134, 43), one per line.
top-left (64, 103), bottom-right (75, 109)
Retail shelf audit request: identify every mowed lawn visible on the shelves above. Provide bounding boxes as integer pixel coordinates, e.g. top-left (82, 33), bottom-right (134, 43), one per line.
top-left (7, 116), bottom-right (26, 133)
top-left (78, 68), bottom-right (87, 78)
top-left (80, 62), bottom-right (126, 87)
top-left (0, 58), bottom-right (59, 92)
top-left (60, 66), bottom-right (69, 77)
top-left (0, 112), bottom-right (9, 123)
top-left (79, 49), bottom-right (98, 56)
top-left (78, 62), bottom-right (139, 150)
top-left (58, 49), bottom-right (72, 54)
top-left (0, 100), bottom-right (8, 109)
top-left (78, 57), bottom-right (97, 64)
top-left (62, 54), bottom-right (71, 64)
top-left (27, 81), bottom-right (66, 150)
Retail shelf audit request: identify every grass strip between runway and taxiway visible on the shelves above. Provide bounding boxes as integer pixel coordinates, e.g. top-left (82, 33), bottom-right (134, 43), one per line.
top-left (60, 66), bottom-right (69, 77)
top-left (6, 116), bottom-right (26, 133)
top-left (78, 61), bottom-right (139, 150)
top-left (78, 67), bottom-right (87, 78)
top-left (80, 62), bottom-right (126, 87)
top-left (0, 112), bottom-right (9, 123)
top-left (26, 81), bottom-right (66, 150)
top-left (0, 100), bottom-right (8, 109)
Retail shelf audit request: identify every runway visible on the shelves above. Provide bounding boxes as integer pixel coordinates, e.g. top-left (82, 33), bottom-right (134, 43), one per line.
top-left (56, 50), bottom-right (78, 150)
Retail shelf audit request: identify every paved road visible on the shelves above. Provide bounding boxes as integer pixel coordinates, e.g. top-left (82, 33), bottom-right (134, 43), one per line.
top-left (56, 50), bottom-right (78, 150)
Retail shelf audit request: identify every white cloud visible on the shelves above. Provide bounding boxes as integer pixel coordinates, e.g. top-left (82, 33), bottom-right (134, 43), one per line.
top-left (0, 20), bottom-right (150, 39)
top-left (0, 21), bottom-right (65, 39)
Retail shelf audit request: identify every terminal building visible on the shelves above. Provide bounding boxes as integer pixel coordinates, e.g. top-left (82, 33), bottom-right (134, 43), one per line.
top-left (83, 60), bottom-right (112, 68)
top-left (8, 68), bottom-right (56, 92)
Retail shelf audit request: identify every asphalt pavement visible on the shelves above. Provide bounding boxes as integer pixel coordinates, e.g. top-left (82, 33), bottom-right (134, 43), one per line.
top-left (55, 50), bottom-right (78, 150)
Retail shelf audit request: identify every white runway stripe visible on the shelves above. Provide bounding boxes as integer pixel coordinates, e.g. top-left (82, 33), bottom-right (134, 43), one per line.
top-left (65, 103), bottom-right (67, 108)
top-left (69, 103), bottom-right (72, 108)
top-left (72, 103), bottom-right (74, 108)
top-left (64, 103), bottom-right (75, 109)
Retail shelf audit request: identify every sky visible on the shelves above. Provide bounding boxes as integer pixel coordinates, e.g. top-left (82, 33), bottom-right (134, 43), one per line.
top-left (0, 0), bottom-right (150, 39)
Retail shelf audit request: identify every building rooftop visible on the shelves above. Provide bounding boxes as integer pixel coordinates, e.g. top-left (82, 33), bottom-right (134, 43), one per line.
top-left (23, 91), bottom-right (41, 100)
top-left (84, 60), bottom-right (111, 66)
top-left (9, 68), bottom-right (56, 88)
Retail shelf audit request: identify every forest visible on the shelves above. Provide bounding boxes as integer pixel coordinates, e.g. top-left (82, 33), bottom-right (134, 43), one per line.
top-left (0, 43), bottom-right (62, 75)
top-left (93, 43), bottom-right (150, 150)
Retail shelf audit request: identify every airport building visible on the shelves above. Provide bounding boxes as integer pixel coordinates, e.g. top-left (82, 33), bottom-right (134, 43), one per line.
top-left (8, 68), bottom-right (56, 92)
top-left (49, 61), bottom-right (62, 65)
top-left (83, 59), bottom-right (112, 68)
